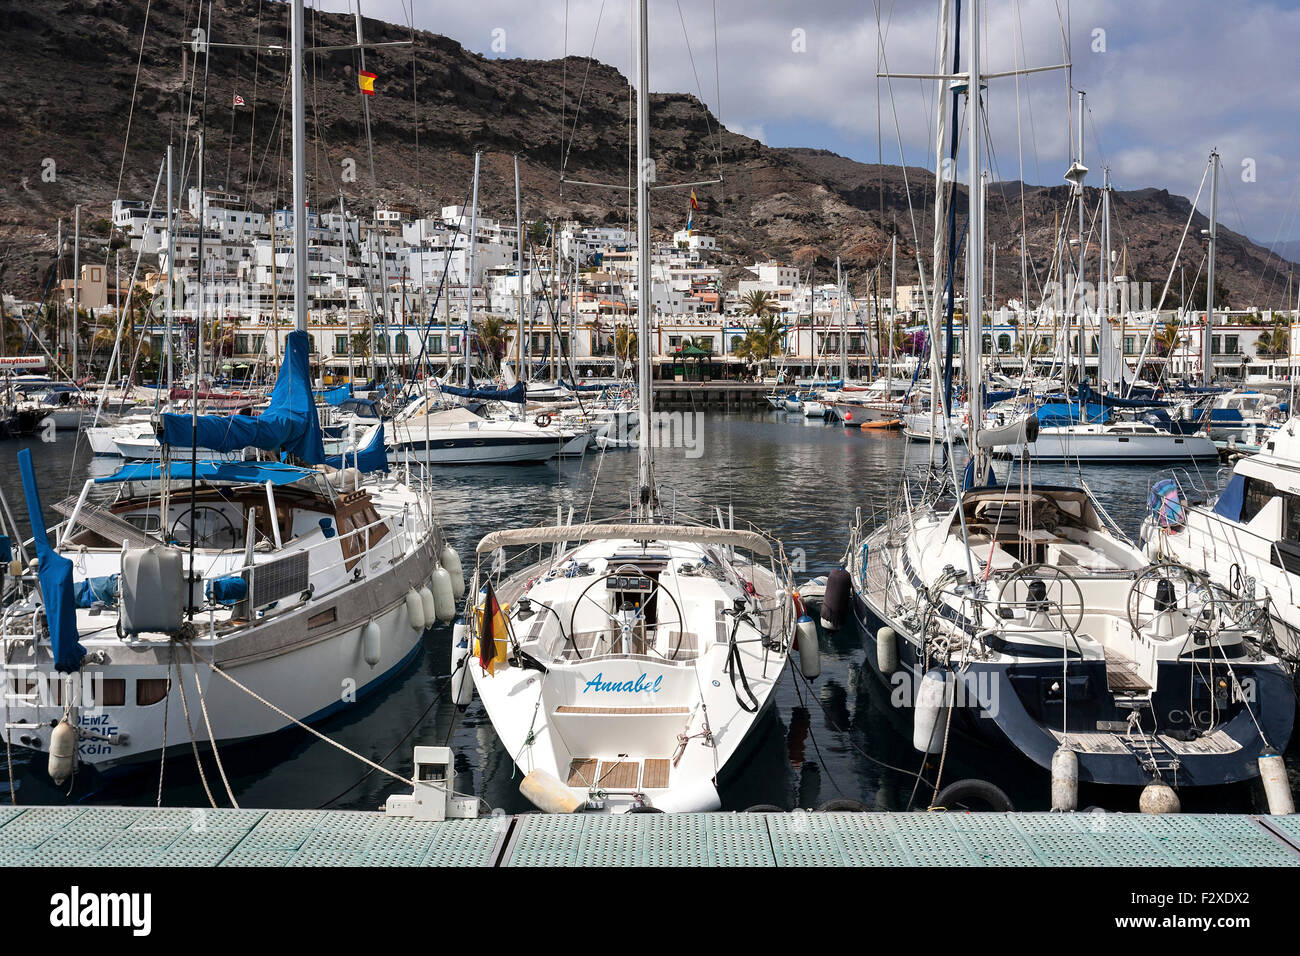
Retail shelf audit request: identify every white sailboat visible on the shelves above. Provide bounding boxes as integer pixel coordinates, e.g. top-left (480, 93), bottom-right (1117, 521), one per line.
top-left (0, 0), bottom-right (455, 780)
top-left (457, 1), bottom-right (799, 813)
top-left (843, 0), bottom-right (1291, 801)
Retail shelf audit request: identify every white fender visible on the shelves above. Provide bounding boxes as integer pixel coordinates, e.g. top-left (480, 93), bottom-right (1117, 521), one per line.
top-left (451, 620), bottom-right (473, 708)
top-left (441, 545), bottom-right (465, 599)
top-left (519, 769), bottom-right (583, 814)
top-left (48, 719), bottom-right (77, 786)
top-left (418, 587), bottom-right (437, 628)
top-left (913, 668), bottom-right (950, 753)
top-left (431, 566), bottom-right (456, 623)
top-left (876, 626), bottom-right (898, 675)
top-left (796, 614), bottom-right (820, 679)
top-left (362, 620), bottom-right (382, 668)
top-left (405, 588), bottom-right (426, 631)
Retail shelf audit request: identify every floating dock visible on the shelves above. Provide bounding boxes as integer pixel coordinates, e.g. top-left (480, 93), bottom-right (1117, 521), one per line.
top-left (3, 805), bottom-right (1299, 866)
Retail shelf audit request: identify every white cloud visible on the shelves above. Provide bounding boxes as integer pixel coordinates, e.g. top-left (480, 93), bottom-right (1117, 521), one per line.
top-left (311, 0), bottom-right (1300, 240)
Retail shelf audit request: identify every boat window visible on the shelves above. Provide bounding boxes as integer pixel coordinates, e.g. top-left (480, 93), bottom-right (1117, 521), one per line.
top-left (97, 679), bottom-right (126, 707)
top-left (136, 678), bottom-right (170, 706)
top-left (124, 513), bottom-right (162, 533)
top-left (1286, 495), bottom-right (1300, 542)
top-left (1241, 477), bottom-right (1279, 523)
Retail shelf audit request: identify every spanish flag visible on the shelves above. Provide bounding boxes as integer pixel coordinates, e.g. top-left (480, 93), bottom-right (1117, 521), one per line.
top-left (689, 190), bottom-right (699, 210)
top-left (358, 71), bottom-right (377, 96)
top-left (477, 582), bottom-right (508, 676)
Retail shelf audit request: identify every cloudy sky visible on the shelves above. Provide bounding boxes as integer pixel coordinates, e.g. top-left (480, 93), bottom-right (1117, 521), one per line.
top-left (312, 0), bottom-right (1300, 249)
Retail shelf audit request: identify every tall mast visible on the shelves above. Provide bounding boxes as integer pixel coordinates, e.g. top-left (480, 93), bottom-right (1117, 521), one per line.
top-left (466, 150), bottom-right (480, 386)
top-left (888, 233), bottom-right (896, 392)
top-left (291, 0), bottom-right (308, 334)
top-left (1076, 89), bottom-right (1086, 385)
top-left (165, 145), bottom-right (175, 386)
top-left (355, 3), bottom-right (388, 384)
top-left (1204, 149), bottom-right (1219, 387)
top-left (634, 0), bottom-right (655, 514)
top-left (341, 192), bottom-right (353, 384)
top-left (515, 155), bottom-right (525, 377)
top-left (1101, 166), bottom-right (1112, 389)
top-left (964, 0), bottom-right (987, 486)
top-left (71, 204), bottom-right (80, 382)
top-left (837, 257), bottom-right (846, 382)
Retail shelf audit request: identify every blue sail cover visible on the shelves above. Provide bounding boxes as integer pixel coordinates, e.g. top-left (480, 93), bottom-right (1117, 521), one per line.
top-left (17, 449), bottom-right (85, 673)
top-left (94, 460), bottom-right (318, 486)
top-left (439, 381), bottom-right (527, 404)
top-left (161, 330), bottom-right (326, 463)
top-left (323, 423), bottom-right (389, 474)
top-left (315, 382), bottom-right (353, 405)
top-left (1036, 402), bottom-right (1109, 427)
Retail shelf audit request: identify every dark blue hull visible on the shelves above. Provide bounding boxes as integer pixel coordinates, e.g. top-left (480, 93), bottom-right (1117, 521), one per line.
top-left (851, 586), bottom-right (1295, 787)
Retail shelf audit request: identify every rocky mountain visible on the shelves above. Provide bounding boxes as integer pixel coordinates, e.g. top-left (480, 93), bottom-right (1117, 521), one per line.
top-left (1, 0), bottom-right (1296, 310)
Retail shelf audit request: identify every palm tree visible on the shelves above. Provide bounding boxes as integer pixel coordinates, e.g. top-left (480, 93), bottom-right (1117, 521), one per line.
top-left (741, 290), bottom-right (775, 319)
top-left (614, 324), bottom-right (637, 364)
top-left (474, 315), bottom-right (512, 372)
top-left (1153, 319), bottom-right (1181, 357)
top-left (1259, 321), bottom-right (1290, 358)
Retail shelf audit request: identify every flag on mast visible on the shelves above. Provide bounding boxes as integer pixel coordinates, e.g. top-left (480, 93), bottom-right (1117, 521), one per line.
top-left (358, 71), bottom-right (377, 96)
top-left (477, 582), bottom-right (508, 676)
top-left (232, 94), bottom-right (246, 107)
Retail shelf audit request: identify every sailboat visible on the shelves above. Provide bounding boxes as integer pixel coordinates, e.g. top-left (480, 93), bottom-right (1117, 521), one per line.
top-left (844, 0), bottom-right (1291, 801)
top-left (457, 0), bottom-right (798, 813)
top-left (0, 0), bottom-right (456, 780)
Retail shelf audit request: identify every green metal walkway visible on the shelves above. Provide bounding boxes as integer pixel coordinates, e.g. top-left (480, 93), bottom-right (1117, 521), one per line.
top-left (1, 805), bottom-right (1297, 866)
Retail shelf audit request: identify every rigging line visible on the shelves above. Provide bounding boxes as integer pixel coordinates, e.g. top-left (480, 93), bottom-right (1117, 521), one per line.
top-left (559, 0), bottom-right (607, 178)
top-left (245, 0), bottom-right (265, 190)
top-left (317, 676), bottom-right (451, 809)
top-left (113, 0), bottom-right (154, 204)
top-left (673, 0), bottom-right (723, 174)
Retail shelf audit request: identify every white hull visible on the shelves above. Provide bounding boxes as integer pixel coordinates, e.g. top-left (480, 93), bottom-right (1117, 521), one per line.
top-left (995, 425), bottom-right (1218, 462)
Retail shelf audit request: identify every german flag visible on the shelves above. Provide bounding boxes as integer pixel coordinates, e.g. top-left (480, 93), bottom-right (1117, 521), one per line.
top-left (358, 71), bottom-right (377, 96)
top-left (478, 582), bottom-right (508, 676)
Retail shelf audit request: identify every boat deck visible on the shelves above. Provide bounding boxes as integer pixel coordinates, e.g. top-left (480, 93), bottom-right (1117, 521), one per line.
top-left (2, 805), bottom-right (1298, 866)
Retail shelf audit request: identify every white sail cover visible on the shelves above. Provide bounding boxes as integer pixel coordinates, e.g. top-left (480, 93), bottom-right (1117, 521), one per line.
top-left (476, 523), bottom-right (774, 557)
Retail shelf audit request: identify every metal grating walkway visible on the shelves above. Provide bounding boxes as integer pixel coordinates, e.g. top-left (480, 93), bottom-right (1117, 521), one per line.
top-left (0, 806), bottom-right (1296, 866)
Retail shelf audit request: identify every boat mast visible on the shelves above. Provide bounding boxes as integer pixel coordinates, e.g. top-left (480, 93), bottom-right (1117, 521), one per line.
top-left (964, 0), bottom-right (987, 486)
top-left (515, 155), bottom-right (525, 377)
top-left (888, 233), bottom-right (896, 393)
top-left (291, 0), bottom-right (308, 335)
top-left (1075, 89), bottom-right (1086, 386)
top-left (1204, 149), bottom-right (1219, 387)
top-left (341, 191), bottom-right (353, 384)
top-left (355, 4), bottom-right (388, 385)
top-left (72, 204), bottom-right (80, 383)
top-left (837, 257), bottom-right (847, 382)
top-left (467, 150), bottom-right (480, 386)
top-left (634, 0), bottom-right (655, 515)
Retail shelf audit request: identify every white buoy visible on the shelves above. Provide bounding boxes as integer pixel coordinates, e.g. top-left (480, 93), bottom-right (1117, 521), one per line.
top-left (1050, 746), bottom-right (1079, 812)
top-left (405, 589), bottom-right (426, 631)
top-left (418, 586), bottom-right (437, 628)
top-left (48, 719), bottom-right (77, 785)
top-left (796, 613), bottom-right (820, 679)
top-left (912, 668), bottom-right (950, 753)
top-left (1139, 782), bottom-right (1181, 814)
top-left (1259, 749), bottom-right (1294, 815)
top-left (431, 566), bottom-right (456, 623)
top-left (450, 620), bottom-right (473, 708)
top-left (876, 626), bottom-right (898, 675)
top-left (361, 620), bottom-right (382, 668)
top-left (519, 769), bottom-right (584, 813)
top-left (441, 545), bottom-right (465, 599)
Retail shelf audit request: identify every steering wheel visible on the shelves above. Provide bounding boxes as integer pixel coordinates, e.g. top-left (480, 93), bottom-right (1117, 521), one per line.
top-left (995, 563), bottom-right (1085, 635)
top-left (567, 567), bottom-right (685, 659)
top-left (171, 506), bottom-right (239, 550)
top-left (1126, 561), bottom-right (1214, 636)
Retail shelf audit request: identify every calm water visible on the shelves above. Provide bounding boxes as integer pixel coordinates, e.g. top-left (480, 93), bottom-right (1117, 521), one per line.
top-left (0, 413), bottom-right (1287, 812)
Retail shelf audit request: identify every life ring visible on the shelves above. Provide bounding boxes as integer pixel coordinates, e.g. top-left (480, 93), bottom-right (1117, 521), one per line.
top-left (534, 413), bottom-right (553, 428)
top-left (931, 778), bottom-right (1014, 812)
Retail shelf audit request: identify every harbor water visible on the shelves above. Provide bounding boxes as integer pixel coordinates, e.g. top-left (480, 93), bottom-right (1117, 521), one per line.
top-left (0, 411), bottom-right (1285, 813)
